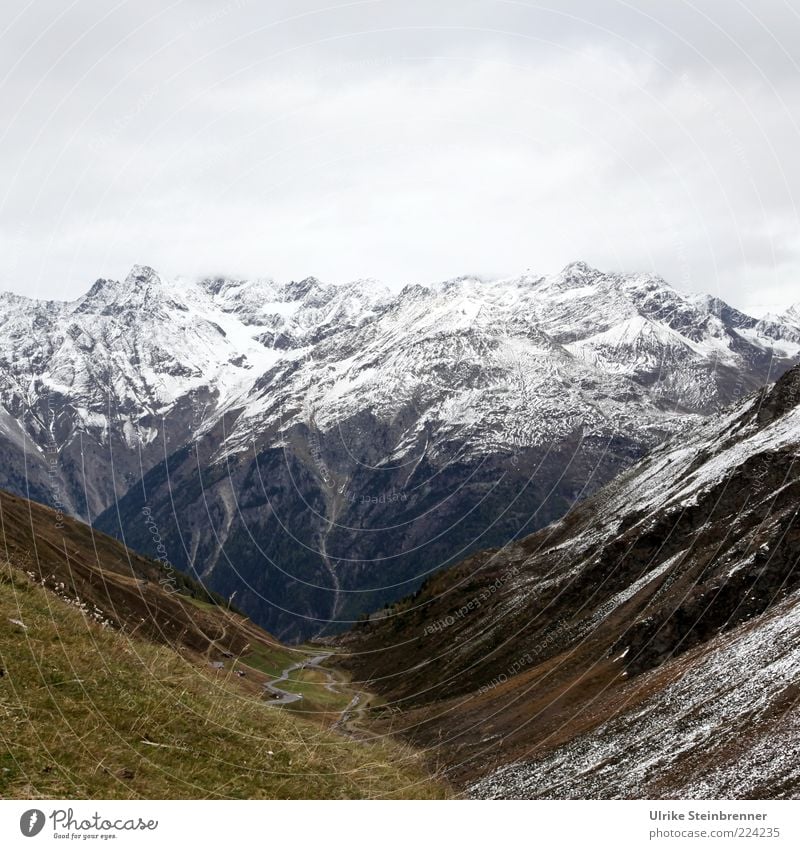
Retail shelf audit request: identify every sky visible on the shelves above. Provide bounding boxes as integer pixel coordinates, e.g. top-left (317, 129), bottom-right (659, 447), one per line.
top-left (0, 0), bottom-right (798, 316)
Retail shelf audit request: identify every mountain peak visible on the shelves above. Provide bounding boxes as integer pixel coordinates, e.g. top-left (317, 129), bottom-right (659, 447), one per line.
top-left (560, 260), bottom-right (600, 277)
top-left (784, 302), bottom-right (800, 326)
top-left (125, 264), bottom-right (163, 286)
top-left (549, 260), bottom-right (607, 289)
top-left (282, 276), bottom-right (322, 301)
top-left (73, 265), bottom-right (184, 314)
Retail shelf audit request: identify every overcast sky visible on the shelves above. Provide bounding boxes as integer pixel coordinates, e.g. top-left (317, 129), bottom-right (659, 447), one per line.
top-left (1, 0), bottom-right (798, 315)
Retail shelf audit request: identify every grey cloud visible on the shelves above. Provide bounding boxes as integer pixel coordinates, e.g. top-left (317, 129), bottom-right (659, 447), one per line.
top-left (0, 0), bottom-right (798, 315)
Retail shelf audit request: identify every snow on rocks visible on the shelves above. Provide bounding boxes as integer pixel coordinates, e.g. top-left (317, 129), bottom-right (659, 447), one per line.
top-left (0, 261), bottom-right (796, 516)
top-left (470, 588), bottom-right (800, 799)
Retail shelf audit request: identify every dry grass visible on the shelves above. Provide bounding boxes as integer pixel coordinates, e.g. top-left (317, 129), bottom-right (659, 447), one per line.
top-left (0, 561), bottom-right (449, 799)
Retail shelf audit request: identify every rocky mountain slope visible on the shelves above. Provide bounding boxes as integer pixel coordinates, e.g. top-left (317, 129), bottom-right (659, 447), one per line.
top-left (1, 262), bottom-right (798, 639)
top-left (337, 363), bottom-right (800, 798)
top-left (0, 266), bottom-right (387, 520)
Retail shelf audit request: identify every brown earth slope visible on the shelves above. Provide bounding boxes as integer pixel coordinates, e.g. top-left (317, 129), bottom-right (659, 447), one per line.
top-left (0, 485), bottom-right (278, 659)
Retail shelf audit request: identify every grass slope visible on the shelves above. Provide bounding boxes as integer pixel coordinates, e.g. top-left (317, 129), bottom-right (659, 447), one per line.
top-left (0, 559), bottom-right (447, 799)
top-left (0, 488), bottom-right (447, 799)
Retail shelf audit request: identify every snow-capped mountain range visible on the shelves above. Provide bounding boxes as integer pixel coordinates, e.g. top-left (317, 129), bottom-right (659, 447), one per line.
top-left (1, 261), bottom-right (798, 638)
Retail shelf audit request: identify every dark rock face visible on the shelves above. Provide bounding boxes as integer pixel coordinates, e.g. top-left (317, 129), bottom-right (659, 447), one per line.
top-left (609, 455), bottom-right (800, 675)
top-left (95, 410), bottom-right (645, 641)
top-left (0, 383), bottom-right (209, 521)
top-left (342, 366), bottom-right (800, 698)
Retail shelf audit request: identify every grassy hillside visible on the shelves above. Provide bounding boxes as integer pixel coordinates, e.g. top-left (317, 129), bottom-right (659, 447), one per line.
top-left (0, 491), bottom-right (447, 799)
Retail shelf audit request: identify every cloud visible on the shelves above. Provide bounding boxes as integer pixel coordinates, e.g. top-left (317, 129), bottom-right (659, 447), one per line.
top-left (0, 0), bottom-right (798, 315)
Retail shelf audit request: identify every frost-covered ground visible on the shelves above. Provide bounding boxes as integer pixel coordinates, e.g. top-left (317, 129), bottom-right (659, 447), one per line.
top-left (471, 587), bottom-right (800, 799)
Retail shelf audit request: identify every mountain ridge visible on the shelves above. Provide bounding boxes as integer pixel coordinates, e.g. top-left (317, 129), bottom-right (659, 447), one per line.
top-left (1, 261), bottom-right (798, 639)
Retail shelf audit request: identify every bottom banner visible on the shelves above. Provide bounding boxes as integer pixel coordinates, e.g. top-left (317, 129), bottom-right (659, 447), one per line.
top-left (0, 800), bottom-right (796, 849)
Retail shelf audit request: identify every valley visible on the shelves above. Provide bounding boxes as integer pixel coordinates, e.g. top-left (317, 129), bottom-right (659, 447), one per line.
top-left (4, 0), bottom-right (798, 814)
top-left (0, 487), bottom-right (447, 799)
top-left (2, 352), bottom-right (799, 800)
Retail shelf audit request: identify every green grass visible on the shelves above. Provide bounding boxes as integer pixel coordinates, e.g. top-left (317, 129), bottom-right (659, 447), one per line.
top-left (278, 667), bottom-right (356, 714)
top-left (181, 594), bottom-right (223, 613)
top-left (239, 643), bottom-right (309, 679)
top-left (0, 561), bottom-right (448, 799)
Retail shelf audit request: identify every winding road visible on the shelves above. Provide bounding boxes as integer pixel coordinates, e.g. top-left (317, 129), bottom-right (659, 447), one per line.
top-left (263, 653), bottom-right (373, 738)
top-left (263, 653), bottom-right (333, 705)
